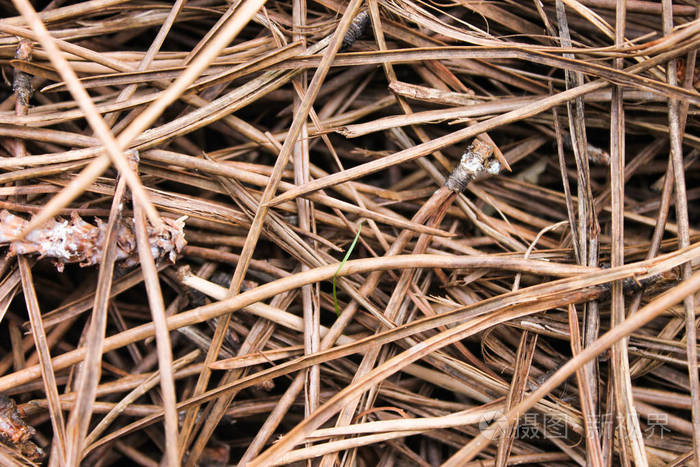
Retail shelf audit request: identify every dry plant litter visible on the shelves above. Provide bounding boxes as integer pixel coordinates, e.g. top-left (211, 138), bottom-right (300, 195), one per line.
top-left (0, 0), bottom-right (699, 465)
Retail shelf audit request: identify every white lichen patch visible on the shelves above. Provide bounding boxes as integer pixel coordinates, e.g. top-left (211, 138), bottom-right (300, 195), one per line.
top-left (487, 160), bottom-right (501, 175)
top-left (445, 139), bottom-right (501, 193)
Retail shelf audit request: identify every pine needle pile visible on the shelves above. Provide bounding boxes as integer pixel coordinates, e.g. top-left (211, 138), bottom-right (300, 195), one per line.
top-left (0, 0), bottom-right (699, 465)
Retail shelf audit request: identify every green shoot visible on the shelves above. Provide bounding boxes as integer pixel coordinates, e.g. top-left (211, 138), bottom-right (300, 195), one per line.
top-left (332, 223), bottom-right (363, 317)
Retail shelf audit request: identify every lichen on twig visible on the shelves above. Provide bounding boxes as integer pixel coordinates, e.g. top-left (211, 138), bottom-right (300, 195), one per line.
top-left (445, 139), bottom-right (501, 193)
top-left (0, 394), bottom-right (45, 463)
top-left (0, 210), bottom-right (186, 271)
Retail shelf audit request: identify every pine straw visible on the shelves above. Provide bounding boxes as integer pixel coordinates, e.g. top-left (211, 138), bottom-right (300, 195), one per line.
top-left (0, 0), bottom-right (699, 465)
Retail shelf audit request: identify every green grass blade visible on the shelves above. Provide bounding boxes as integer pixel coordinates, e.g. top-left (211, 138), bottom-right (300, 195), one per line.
top-left (332, 223), bottom-right (362, 317)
